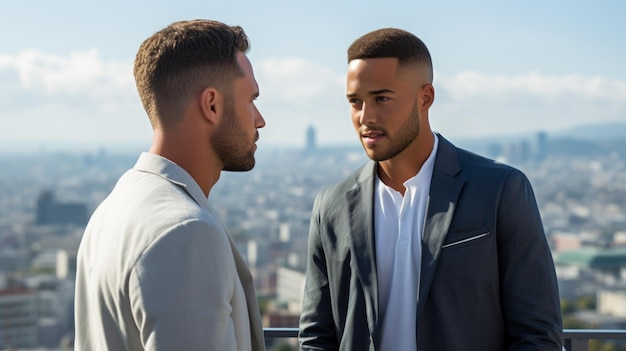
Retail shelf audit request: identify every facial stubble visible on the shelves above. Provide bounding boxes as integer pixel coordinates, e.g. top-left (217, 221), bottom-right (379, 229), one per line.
top-left (211, 98), bottom-right (256, 172)
top-left (364, 101), bottom-right (421, 162)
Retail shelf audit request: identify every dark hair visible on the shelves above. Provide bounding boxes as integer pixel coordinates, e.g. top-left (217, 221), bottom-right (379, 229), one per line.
top-left (348, 28), bottom-right (432, 79)
top-left (134, 19), bottom-right (250, 128)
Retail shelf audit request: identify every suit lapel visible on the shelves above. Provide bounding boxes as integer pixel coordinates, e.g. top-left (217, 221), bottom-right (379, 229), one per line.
top-left (150, 155), bottom-right (265, 350)
top-left (346, 162), bottom-right (379, 339)
top-left (343, 136), bottom-right (463, 339)
top-left (417, 136), bottom-right (465, 320)
top-left (228, 236), bottom-right (265, 351)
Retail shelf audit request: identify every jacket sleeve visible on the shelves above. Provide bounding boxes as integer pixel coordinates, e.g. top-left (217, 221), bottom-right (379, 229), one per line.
top-left (128, 219), bottom-right (242, 351)
top-left (497, 170), bottom-right (563, 350)
top-left (299, 192), bottom-right (339, 351)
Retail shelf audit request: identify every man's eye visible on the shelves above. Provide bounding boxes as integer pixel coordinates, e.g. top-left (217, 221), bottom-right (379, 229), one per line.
top-left (376, 96), bottom-right (389, 102)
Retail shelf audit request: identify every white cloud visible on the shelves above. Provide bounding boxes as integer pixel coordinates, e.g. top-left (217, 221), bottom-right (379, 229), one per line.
top-left (0, 49), bottom-right (624, 148)
top-left (0, 55), bottom-right (12, 69)
top-left (432, 71), bottom-right (626, 138)
top-left (0, 49), bottom-right (135, 100)
top-left (2, 101), bottom-right (150, 144)
top-left (254, 57), bottom-right (352, 146)
top-left (0, 49), bottom-right (145, 148)
top-left (438, 71), bottom-right (626, 102)
top-left (256, 57), bottom-right (345, 107)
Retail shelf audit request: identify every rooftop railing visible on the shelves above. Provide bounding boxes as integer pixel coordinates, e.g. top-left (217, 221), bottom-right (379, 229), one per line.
top-left (263, 328), bottom-right (626, 351)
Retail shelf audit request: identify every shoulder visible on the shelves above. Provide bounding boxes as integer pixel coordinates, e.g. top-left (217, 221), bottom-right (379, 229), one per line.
top-left (136, 202), bottom-right (228, 259)
top-left (88, 168), bottom-right (223, 260)
top-left (113, 168), bottom-right (204, 217)
top-left (140, 217), bottom-right (231, 261)
top-left (315, 162), bottom-right (374, 203)
top-left (127, 217), bottom-right (235, 294)
top-left (453, 146), bottom-right (528, 183)
top-left (434, 135), bottom-right (532, 194)
top-left (445, 146), bottom-right (537, 208)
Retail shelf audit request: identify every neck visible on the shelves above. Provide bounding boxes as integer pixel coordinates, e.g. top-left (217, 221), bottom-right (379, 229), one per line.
top-left (377, 131), bottom-right (434, 195)
top-left (149, 130), bottom-right (221, 198)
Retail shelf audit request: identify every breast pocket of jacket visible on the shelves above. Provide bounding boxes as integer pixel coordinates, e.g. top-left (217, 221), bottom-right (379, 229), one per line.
top-left (441, 226), bottom-right (491, 252)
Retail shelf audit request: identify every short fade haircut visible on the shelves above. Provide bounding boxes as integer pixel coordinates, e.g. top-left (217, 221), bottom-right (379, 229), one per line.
top-left (347, 28), bottom-right (433, 81)
top-left (134, 19), bottom-right (250, 129)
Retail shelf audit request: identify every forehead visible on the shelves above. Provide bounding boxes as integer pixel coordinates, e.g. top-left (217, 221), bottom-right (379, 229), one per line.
top-left (235, 52), bottom-right (258, 92)
top-left (237, 52), bottom-right (254, 77)
top-left (346, 58), bottom-right (403, 92)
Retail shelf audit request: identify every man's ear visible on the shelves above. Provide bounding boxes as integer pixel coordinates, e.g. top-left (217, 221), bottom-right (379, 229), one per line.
top-left (199, 86), bottom-right (222, 125)
top-left (420, 83), bottom-right (435, 110)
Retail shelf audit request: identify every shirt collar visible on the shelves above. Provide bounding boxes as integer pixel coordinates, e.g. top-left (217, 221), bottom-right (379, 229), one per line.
top-left (376, 133), bottom-right (440, 190)
top-left (403, 133), bottom-right (439, 188)
top-left (133, 152), bottom-right (209, 209)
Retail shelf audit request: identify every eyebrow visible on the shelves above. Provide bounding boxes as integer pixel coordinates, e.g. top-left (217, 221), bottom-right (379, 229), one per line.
top-left (346, 89), bottom-right (394, 98)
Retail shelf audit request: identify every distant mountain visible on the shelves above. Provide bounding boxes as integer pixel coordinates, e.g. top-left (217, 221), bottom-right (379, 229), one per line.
top-left (555, 122), bottom-right (626, 142)
top-left (549, 122), bottom-right (626, 156)
top-left (449, 121), bottom-right (626, 158)
top-left (547, 137), bottom-right (604, 156)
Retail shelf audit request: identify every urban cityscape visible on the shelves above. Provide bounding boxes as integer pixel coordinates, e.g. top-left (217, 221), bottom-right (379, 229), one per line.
top-left (1, 124), bottom-right (626, 350)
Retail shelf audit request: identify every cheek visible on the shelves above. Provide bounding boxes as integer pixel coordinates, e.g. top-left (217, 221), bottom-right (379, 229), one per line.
top-left (238, 105), bottom-right (255, 125)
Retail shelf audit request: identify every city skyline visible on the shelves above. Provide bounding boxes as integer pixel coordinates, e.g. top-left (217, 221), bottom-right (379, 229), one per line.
top-left (0, 1), bottom-right (624, 150)
top-left (1, 119), bottom-right (624, 156)
top-left (1, 135), bottom-right (626, 349)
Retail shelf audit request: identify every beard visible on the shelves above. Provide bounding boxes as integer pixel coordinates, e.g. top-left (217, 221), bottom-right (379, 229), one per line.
top-left (211, 99), bottom-right (257, 172)
top-left (365, 101), bottom-right (421, 162)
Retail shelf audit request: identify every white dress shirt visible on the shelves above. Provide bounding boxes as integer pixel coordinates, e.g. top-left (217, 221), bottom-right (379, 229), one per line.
top-left (375, 134), bottom-right (439, 350)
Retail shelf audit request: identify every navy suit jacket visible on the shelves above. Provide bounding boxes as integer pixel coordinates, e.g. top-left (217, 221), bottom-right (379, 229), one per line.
top-left (299, 135), bottom-right (562, 350)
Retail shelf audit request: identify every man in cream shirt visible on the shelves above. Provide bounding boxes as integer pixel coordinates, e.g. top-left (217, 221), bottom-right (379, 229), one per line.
top-left (74, 19), bottom-right (266, 350)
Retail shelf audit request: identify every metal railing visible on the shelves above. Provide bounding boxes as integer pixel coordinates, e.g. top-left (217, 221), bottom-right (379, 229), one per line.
top-left (563, 329), bottom-right (626, 351)
top-left (263, 328), bottom-right (626, 351)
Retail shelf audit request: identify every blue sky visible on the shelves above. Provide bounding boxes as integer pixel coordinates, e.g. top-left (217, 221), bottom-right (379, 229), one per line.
top-left (1, 0), bottom-right (624, 151)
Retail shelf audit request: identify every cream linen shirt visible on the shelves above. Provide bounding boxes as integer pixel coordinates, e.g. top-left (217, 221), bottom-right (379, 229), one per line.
top-left (74, 152), bottom-right (264, 351)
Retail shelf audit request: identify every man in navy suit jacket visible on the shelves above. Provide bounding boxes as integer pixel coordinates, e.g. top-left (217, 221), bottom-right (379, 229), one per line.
top-left (298, 28), bottom-right (562, 350)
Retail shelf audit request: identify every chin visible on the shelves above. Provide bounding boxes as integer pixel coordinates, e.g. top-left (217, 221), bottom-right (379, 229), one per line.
top-left (223, 156), bottom-right (256, 172)
top-left (364, 150), bottom-right (379, 161)
top-left (361, 144), bottom-right (378, 160)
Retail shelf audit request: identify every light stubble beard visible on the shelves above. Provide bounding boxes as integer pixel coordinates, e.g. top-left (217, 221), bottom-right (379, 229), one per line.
top-left (211, 98), bottom-right (257, 172)
top-left (363, 102), bottom-right (420, 162)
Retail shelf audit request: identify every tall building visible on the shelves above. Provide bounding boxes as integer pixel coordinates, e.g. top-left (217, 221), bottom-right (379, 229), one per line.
top-left (306, 125), bottom-right (317, 152)
top-left (535, 131), bottom-right (548, 161)
top-left (36, 191), bottom-right (87, 226)
top-left (0, 277), bottom-right (38, 349)
top-left (486, 142), bottom-right (504, 160)
top-left (275, 266), bottom-right (306, 308)
top-left (503, 141), bottom-right (531, 164)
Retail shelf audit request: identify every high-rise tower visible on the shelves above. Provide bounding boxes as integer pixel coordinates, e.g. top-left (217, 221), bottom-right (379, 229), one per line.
top-left (306, 125), bottom-right (317, 152)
